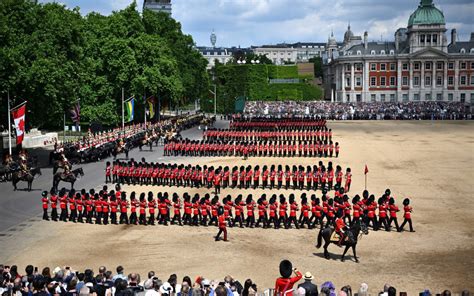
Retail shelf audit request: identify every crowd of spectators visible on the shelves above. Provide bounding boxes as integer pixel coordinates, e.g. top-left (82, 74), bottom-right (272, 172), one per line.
top-left (0, 264), bottom-right (469, 296)
top-left (243, 101), bottom-right (471, 120)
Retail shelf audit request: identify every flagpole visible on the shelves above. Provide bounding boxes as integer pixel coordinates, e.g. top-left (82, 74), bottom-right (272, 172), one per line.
top-left (121, 88), bottom-right (124, 130)
top-left (144, 90), bottom-right (147, 126)
top-left (63, 112), bottom-right (66, 143)
top-left (7, 90), bottom-right (12, 155)
top-left (365, 173), bottom-right (367, 190)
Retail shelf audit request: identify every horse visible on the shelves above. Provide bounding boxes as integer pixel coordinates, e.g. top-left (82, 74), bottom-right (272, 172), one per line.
top-left (12, 167), bottom-right (42, 191)
top-left (316, 221), bottom-right (369, 262)
top-left (53, 167), bottom-right (84, 191)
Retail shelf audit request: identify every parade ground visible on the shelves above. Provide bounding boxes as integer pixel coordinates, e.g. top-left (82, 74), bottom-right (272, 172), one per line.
top-left (1, 120), bottom-right (473, 293)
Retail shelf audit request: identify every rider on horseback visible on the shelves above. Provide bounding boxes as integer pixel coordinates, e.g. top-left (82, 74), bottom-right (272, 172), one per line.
top-left (335, 209), bottom-right (347, 247)
top-left (61, 154), bottom-right (72, 177)
top-left (18, 152), bottom-right (30, 178)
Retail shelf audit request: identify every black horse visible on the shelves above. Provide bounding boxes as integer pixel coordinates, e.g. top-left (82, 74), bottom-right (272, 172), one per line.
top-left (316, 221), bottom-right (369, 262)
top-left (12, 167), bottom-right (42, 191)
top-left (53, 167), bottom-right (84, 191)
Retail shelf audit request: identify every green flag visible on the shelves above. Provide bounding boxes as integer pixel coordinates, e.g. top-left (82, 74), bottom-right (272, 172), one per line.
top-left (125, 98), bottom-right (135, 122)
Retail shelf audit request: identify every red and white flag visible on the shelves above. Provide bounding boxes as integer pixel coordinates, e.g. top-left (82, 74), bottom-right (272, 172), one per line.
top-left (364, 164), bottom-right (369, 175)
top-left (12, 104), bottom-right (26, 145)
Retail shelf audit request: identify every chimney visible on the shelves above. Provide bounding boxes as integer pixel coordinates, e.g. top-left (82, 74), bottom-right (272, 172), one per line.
top-left (364, 31), bottom-right (368, 50)
top-left (451, 29), bottom-right (457, 45)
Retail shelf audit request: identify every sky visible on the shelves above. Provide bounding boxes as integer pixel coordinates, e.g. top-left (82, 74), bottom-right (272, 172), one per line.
top-left (39, 0), bottom-right (474, 47)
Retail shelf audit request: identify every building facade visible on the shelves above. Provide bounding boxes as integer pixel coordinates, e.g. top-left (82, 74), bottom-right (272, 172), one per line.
top-left (143, 0), bottom-right (172, 15)
top-left (323, 0), bottom-right (474, 103)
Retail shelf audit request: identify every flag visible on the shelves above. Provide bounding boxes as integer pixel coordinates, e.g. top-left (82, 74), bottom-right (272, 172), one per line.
top-left (70, 101), bottom-right (80, 125)
top-left (125, 98), bottom-right (135, 122)
top-left (12, 104), bottom-right (26, 145)
top-left (146, 96), bottom-right (155, 119)
top-left (364, 164), bottom-right (369, 175)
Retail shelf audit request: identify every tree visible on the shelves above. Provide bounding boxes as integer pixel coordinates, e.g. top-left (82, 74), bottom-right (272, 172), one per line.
top-left (309, 57), bottom-right (324, 78)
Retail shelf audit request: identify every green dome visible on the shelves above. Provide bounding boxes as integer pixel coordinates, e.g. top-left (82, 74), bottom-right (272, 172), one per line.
top-left (408, 0), bottom-right (445, 27)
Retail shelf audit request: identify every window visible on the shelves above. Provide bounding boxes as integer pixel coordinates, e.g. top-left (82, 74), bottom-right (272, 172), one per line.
top-left (426, 34), bottom-right (431, 43)
top-left (414, 63), bottom-right (420, 70)
top-left (448, 62), bottom-right (454, 70)
top-left (460, 93), bottom-right (466, 103)
top-left (356, 64), bottom-right (362, 71)
top-left (356, 94), bottom-right (362, 102)
top-left (414, 93), bottom-right (420, 101)
top-left (461, 62), bottom-right (466, 69)
top-left (433, 34), bottom-right (438, 44)
top-left (460, 49), bottom-right (466, 54)
top-left (425, 62), bottom-right (431, 70)
top-left (403, 63), bottom-right (409, 70)
top-left (346, 77), bottom-right (351, 87)
top-left (448, 93), bottom-right (453, 101)
top-left (380, 94), bottom-right (386, 102)
top-left (436, 76), bottom-right (443, 86)
top-left (390, 94), bottom-right (396, 102)
top-left (346, 64), bottom-right (351, 71)
top-left (381, 50), bottom-right (386, 55)
top-left (346, 94), bottom-right (350, 102)
top-left (390, 77), bottom-right (396, 86)
top-left (371, 94), bottom-right (376, 102)
top-left (425, 93), bottom-right (431, 101)
top-left (471, 62), bottom-right (474, 69)
top-left (437, 62), bottom-right (443, 70)
top-left (380, 76), bottom-right (386, 86)
top-left (371, 77), bottom-right (377, 86)
top-left (402, 76), bottom-right (409, 86)
top-left (471, 75), bottom-right (474, 85)
top-left (371, 50), bottom-right (376, 55)
top-left (448, 76), bottom-right (454, 85)
top-left (420, 34), bottom-right (425, 43)
top-left (471, 93), bottom-right (474, 104)
top-left (414, 76), bottom-right (420, 86)
top-left (356, 77), bottom-right (362, 87)
top-left (357, 50), bottom-right (362, 55)
top-left (390, 63), bottom-right (396, 71)
top-left (371, 63), bottom-right (376, 71)
top-left (402, 94), bottom-right (409, 101)
top-left (380, 64), bottom-right (386, 71)
top-left (425, 76), bottom-right (431, 87)
top-left (460, 76), bottom-right (467, 85)
top-left (390, 50), bottom-right (395, 55)
top-left (437, 93), bottom-right (442, 101)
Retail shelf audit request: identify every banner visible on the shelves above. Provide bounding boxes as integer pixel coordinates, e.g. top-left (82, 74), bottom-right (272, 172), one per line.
top-left (147, 96), bottom-right (155, 119)
top-left (12, 104), bottom-right (26, 145)
top-left (70, 101), bottom-right (80, 126)
top-left (125, 98), bottom-right (135, 122)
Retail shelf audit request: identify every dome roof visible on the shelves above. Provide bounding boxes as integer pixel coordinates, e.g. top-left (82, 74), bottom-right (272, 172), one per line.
top-left (327, 31), bottom-right (337, 46)
top-left (344, 25), bottom-right (354, 41)
top-left (408, 0), bottom-right (445, 27)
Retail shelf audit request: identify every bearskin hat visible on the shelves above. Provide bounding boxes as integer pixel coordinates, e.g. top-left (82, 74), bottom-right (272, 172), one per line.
top-left (279, 260), bottom-right (293, 278)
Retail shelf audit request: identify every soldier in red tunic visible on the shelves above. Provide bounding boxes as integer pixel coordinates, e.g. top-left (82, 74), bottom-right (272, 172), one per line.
top-left (274, 260), bottom-right (302, 296)
top-left (255, 195), bottom-right (268, 228)
top-left (399, 198), bottom-right (415, 232)
top-left (105, 161), bottom-right (112, 184)
top-left (215, 206), bottom-right (228, 242)
top-left (245, 195), bottom-right (256, 228)
top-left (119, 192), bottom-right (129, 225)
top-left (138, 193), bottom-right (147, 225)
top-left (388, 197), bottom-right (400, 232)
top-left (378, 197), bottom-right (389, 231)
top-left (287, 194), bottom-right (300, 229)
top-left (41, 191), bottom-right (49, 221)
top-left (299, 195), bottom-right (311, 229)
top-left (50, 189), bottom-right (58, 221)
top-left (233, 195), bottom-right (244, 228)
top-left (170, 193), bottom-right (182, 226)
top-left (147, 192), bottom-right (156, 225)
top-left (182, 194), bottom-right (193, 225)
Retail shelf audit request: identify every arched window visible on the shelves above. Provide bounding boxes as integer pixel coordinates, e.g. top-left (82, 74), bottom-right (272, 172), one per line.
top-left (380, 50), bottom-right (386, 55)
top-left (470, 48), bottom-right (474, 54)
top-left (390, 50), bottom-right (395, 55)
top-left (371, 50), bottom-right (376, 55)
top-left (460, 48), bottom-right (466, 54)
top-left (357, 50), bottom-right (362, 55)
top-left (348, 51), bottom-right (352, 55)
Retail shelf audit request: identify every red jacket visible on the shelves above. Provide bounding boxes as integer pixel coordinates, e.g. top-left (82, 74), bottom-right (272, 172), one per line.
top-left (274, 271), bottom-right (302, 296)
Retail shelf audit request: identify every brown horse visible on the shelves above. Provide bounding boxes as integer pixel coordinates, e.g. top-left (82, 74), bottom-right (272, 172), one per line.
top-left (12, 167), bottom-right (42, 191)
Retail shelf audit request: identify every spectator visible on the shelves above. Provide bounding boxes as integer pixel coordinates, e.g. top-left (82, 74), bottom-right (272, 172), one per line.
top-left (297, 272), bottom-right (318, 296)
top-left (32, 277), bottom-right (48, 296)
top-left (357, 283), bottom-right (368, 296)
top-left (179, 280), bottom-right (192, 296)
top-left (144, 277), bottom-right (162, 296)
top-left (112, 266), bottom-right (127, 282)
top-left (387, 286), bottom-right (396, 296)
top-left (320, 282), bottom-right (335, 296)
top-left (441, 291), bottom-right (451, 296)
top-left (127, 273), bottom-right (143, 293)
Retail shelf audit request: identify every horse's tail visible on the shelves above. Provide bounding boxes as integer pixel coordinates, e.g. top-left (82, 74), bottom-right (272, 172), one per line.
top-left (316, 228), bottom-right (323, 249)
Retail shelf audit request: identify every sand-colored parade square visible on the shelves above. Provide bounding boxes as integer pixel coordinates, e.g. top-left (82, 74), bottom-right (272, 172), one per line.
top-left (1, 121), bottom-right (473, 294)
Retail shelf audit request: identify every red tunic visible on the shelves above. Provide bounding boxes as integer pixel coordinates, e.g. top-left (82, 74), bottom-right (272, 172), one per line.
top-left (274, 271), bottom-right (303, 296)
